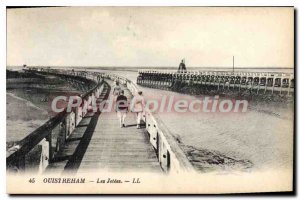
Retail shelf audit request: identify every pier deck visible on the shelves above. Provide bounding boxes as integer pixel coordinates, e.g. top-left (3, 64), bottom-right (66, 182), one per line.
top-left (47, 80), bottom-right (161, 174)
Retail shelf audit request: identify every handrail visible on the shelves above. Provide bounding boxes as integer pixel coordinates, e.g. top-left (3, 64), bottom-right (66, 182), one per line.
top-left (138, 69), bottom-right (294, 77)
top-left (137, 70), bottom-right (295, 95)
top-left (7, 68), bottom-right (195, 174)
top-left (105, 73), bottom-right (195, 173)
top-left (7, 111), bottom-right (68, 165)
top-left (7, 70), bottom-right (104, 171)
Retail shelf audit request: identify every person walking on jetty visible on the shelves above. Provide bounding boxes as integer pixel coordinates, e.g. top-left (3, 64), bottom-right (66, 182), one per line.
top-left (131, 91), bottom-right (145, 129)
top-left (115, 90), bottom-right (128, 128)
top-left (113, 81), bottom-right (122, 96)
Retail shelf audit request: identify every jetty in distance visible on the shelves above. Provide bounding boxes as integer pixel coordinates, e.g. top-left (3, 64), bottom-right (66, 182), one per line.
top-left (136, 69), bottom-right (294, 95)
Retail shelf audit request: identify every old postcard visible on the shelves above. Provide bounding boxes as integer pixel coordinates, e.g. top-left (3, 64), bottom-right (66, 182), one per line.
top-left (6, 6), bottom-right (294, 194)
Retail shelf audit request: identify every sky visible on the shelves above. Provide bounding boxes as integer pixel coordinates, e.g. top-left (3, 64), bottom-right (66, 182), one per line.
top-left (7, 7), bottom-right (294, 68)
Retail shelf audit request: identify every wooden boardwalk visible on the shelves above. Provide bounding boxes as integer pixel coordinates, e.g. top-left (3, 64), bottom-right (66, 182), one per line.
top-left (47, 80), bottom-right (161, 174)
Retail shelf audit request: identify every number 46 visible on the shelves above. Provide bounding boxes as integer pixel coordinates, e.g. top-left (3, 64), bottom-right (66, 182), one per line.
top-left (29, 178), bottom-right (35, 183)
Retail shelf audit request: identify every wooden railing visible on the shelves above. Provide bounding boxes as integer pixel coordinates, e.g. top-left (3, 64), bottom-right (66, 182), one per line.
top-left (137, 70), bottom-right (295, 95)
top-left (7, 70), bottom-right (106, 173)
top-left (106, 74), bottom-right (195, 173)
top-left (7, 68), bottom-right (195, 174)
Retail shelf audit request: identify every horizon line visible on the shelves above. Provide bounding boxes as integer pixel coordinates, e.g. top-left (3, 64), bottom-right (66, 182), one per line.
top-left (6, 65), bottom-right (294, 69)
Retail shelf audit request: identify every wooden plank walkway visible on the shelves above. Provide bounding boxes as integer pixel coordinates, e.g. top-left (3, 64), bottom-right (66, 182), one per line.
top-left (47, 80), bottom-right (161, 174)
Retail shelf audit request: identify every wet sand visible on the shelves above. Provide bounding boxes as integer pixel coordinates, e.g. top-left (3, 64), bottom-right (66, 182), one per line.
top-left (6, 93), bottom-right (49, 152)
top-left (6, 74), bottom-right (85, 151)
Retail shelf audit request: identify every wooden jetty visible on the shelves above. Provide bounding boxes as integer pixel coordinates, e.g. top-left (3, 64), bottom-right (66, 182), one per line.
top-left (7, 68), bottom-right (194, 175)
top-left (137, 70), bottom-right (295, 95)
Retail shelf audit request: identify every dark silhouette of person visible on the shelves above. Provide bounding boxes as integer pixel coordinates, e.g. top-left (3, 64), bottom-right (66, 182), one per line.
top-left (177, 59), bottom-right (187, 73)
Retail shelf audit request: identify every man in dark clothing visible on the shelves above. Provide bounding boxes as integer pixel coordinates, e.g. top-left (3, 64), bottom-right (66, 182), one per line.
top-left (116, 90), bottom-right (128, 128)
top-left (177, 59), bottom-right (187, 73)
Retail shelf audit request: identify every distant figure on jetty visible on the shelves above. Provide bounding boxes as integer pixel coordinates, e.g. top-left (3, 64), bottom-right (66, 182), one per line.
top-left (113, 81), bottom-right (121, 96)
top-left (177, 59), bottom-right (187, 73)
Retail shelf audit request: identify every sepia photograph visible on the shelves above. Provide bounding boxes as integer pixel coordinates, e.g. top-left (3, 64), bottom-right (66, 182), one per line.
top-left (5, 6), bottom-right (295, 194)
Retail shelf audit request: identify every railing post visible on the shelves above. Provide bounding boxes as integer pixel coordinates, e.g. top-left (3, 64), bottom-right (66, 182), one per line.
top-left (272, 76), bottom-right (275, 94)
top-left (75, 105), bottom-right (83, 126)
top-left (257, 75), bottom-right (261, 94)
top-left (95, 88), bottom-right (100, 98)
top-left (82, 99), bottom-right (87, 117)
top-left (16, 157), bottom-right (26, 173)
top-left (158, 135), bottom-right (170, 172)
top-left (239, 77), bottom-right (241, 92)
top-left (70, 111), bottom-right (76, 136)
top-left (63, 111), bottom-right (76, 140)
top-left (39, 138), bottom-right (50, 173)
top-left (288, 78), bottom-right (291, 95)
top-left (46, 132), bottom-right (53, 162)
top-left (146, 113), bottom-right (158, 150)
top-left (250, 76), bottom-right (253, 93)
top-left (65, 113), bottom-right (71, 139)
top-left (265, 75), bottom-right (268, 94)
top-left (280, 77), bottom-right (283, 94)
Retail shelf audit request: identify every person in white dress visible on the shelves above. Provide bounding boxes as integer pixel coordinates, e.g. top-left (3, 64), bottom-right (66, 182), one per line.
top-left (130, 91), bottom-right (145, 129)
